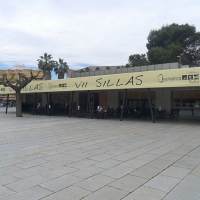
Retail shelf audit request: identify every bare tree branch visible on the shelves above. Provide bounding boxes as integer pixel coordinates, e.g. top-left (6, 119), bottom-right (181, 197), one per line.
top-left (0, 70), bottom-right (43, 92)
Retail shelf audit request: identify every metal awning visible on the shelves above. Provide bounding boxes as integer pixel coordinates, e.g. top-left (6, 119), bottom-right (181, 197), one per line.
top-left (0, 67), bottom-right (200, 95)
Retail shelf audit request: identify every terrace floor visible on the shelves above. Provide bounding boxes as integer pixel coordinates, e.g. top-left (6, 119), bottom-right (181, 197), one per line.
top-left (0, 107), bottom-right (200, 200)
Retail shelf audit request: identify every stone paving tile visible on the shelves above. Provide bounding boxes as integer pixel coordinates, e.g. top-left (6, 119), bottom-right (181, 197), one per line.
top-left (122, 186), bottom-right (167, 200)
top-left (5, 175), bottom-right (50, 192)
top-left (0, 166), bottom-right (22, 176)
top-left (109, 175), bottom-right (147, 192)
top-left (101, 165), bottom-right (134, 179)
top-left (93, 158), bottom-right (122, 169)
top-left (15, 159), bottom-right (49, 169)
top-left (0, 186), bottom-right (15, 198)
top-left (40, 174), bottom-right (83, 192)
top-left (0, 186), bottom-right (53, 200)
top-left (81, 149), bottom-right (107, 157)
top-left (161, 166), bottom-right (191, 179)
top-left (120, 158), bottom-right (150, 169)
top-left (136, 153), bottom-right (160, 161)
top-left (0, 155), bottom-right (7, 160)
top-left (41, 153), bottom-right (68, 162)
top-left (98, 145), bottom-right (121, 151)
top-left (0, 159), bottom-right (23, 168)
top-left (177, 145), bottom-right (196, 151)
top-left (41, 186), bottom-right (91, 200)
top-left (173, 156), bottom-right (200, 170)
top-left (42, 149), bottom-right (66, 156)
top-left (105, 148), bottom-right (129, 155)
top-left (41, 160), bottom-right (69, 169)
top-left (11, 166), bottom-right (49, 179)
top-left (19, 153), bottom-right (47, 161)
top-left (149, 148), bottom-right (170, 155)
top-left (70, 166), bottom-right (105, 179)
top-left (146, 158), bottom-right (174, 169)
top-left (169, 148), bottom-right (192, 156)
top-left (112, 152), bottom-right (139, 161)
top-left (79, 144), bottom-right (103, 151)
top-left (0, 174), bottom-right (20, 185)
top-left (81, 186), bottom-right (128, 200)
top-left (67, 159), bottom-right (99, 169)
top-left (41, 166), bottom-right (78, 179)
top-left (144, 174), bottom-right (181, 192)
top-left (163, 175), bottom-right (200, 200)
top-left (130, 165), bottom-right (163, 179)
top-left (88, 153), bottom-right (114, 161)
top-left (160, 153), bottom-right (183, 162)
top-left (75, 174), bottom-right (115, 192)
top-left (190, 165), bottom-right (200, 176)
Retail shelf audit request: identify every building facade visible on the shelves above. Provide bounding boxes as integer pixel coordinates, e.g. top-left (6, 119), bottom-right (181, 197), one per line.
top-left (0, 63), bottom-right (200, 119)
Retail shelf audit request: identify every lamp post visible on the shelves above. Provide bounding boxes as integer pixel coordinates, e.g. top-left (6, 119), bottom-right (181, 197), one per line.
top-left (177, 55), bottom-right (182, 68)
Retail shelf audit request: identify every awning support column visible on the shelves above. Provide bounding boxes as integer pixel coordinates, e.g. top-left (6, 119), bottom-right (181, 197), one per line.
top-left (69, 91), bottom-right (74, 118)
top-left (46, 92), bottom-right (49, 116)
top-left (147, 88), bottom-right (155, 123)
top-left (87, 91), bottom-right (92, 118)
top-left (5, 94), bottom-right (9, 114)
top-left (120, 89), bottom-right (127, 121)
top-left (33, 93), bottom-right (37, 115)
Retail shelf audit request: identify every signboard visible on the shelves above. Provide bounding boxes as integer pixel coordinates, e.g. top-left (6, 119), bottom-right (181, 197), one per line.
top-left (0, 67), bottom-right (200, 94)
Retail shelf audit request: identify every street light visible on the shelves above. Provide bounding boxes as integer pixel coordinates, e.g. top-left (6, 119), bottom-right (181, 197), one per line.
top-left (177, 55), bottom-right (182, 68)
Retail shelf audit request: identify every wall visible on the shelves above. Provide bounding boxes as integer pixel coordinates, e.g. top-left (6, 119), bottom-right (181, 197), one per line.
top-left (99, 92), bottom-right (107, 109)
top-left (155, 89), bottom-right (171, 112)
top-left (107, 91), bottom-right (119, 109)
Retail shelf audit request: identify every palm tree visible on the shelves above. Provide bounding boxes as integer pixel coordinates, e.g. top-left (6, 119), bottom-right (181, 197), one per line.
top-left (54, 58), bottom-right (69, 79)
top-left (37, 53), bottom-right (57, 80)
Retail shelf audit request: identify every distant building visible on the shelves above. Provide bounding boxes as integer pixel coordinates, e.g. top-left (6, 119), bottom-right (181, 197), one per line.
top-left (0, 66), bottom-right (43, 102)
top-left (0, 66), bottom-right (43, 81)
top-left (13, 64), bottom-right (25, 70)
top-left (75, 65), bottom-right (123, 72)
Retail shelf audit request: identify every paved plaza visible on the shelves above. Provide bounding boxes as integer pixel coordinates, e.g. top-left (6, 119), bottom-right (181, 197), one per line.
top-left (0, 107), bottom-right (200, 200)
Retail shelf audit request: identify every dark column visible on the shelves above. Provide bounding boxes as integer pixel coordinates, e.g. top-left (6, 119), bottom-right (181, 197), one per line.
top-left (120, 89), bottom-right (127, 121)
top-left (5, 94), bottom-right (9, 114)
top-left (147, 88), bottom-right (155, 123)
top-left (87, 91), bottom-right (92, 118)
top-left (32, 93), bottom-right (37, 115)
top-left (46, 92), bottom-right (49, 116)
top-left (69, 91), bottom-right (74, 118)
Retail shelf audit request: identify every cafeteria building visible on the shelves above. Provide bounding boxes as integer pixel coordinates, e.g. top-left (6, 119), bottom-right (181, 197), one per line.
top-left (0, 62), bottom-right (200, 121)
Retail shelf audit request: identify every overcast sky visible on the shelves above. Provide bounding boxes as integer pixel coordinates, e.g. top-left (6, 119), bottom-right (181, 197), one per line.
top-left (0, 0), bottom-right (200, 72)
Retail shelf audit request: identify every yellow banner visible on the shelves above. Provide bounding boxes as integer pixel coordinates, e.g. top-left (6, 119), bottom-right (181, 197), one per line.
top-left (0, 67), bottom-right (200, 94)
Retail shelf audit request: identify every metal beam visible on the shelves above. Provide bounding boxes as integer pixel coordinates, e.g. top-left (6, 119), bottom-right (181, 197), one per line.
top-left (147, 88), bottom-right (155, 123)
top-left (69, 91), bottom-right (74, 118)
top-left (120, 89), bottom-right (127, 121)
top-left (5, 94), bottom-right (9, 114)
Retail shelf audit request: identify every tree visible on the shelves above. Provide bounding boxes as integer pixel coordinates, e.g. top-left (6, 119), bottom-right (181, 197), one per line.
top-left (147, 23), bottom-right (200, 66)
top-left (0, 71), bottom-right (42, 117)
top-left (54, 58), bottom-right (69, 79)
top-left (37, 53), bottom-right (57, 80)
top-left (85, 67), bottom-right (91, 72)
top-left (127, 54), bottom-right (149, 67)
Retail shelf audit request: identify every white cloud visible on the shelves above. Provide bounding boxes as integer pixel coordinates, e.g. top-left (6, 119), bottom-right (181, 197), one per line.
top-left (0, 0), bottom-right (200, 70)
